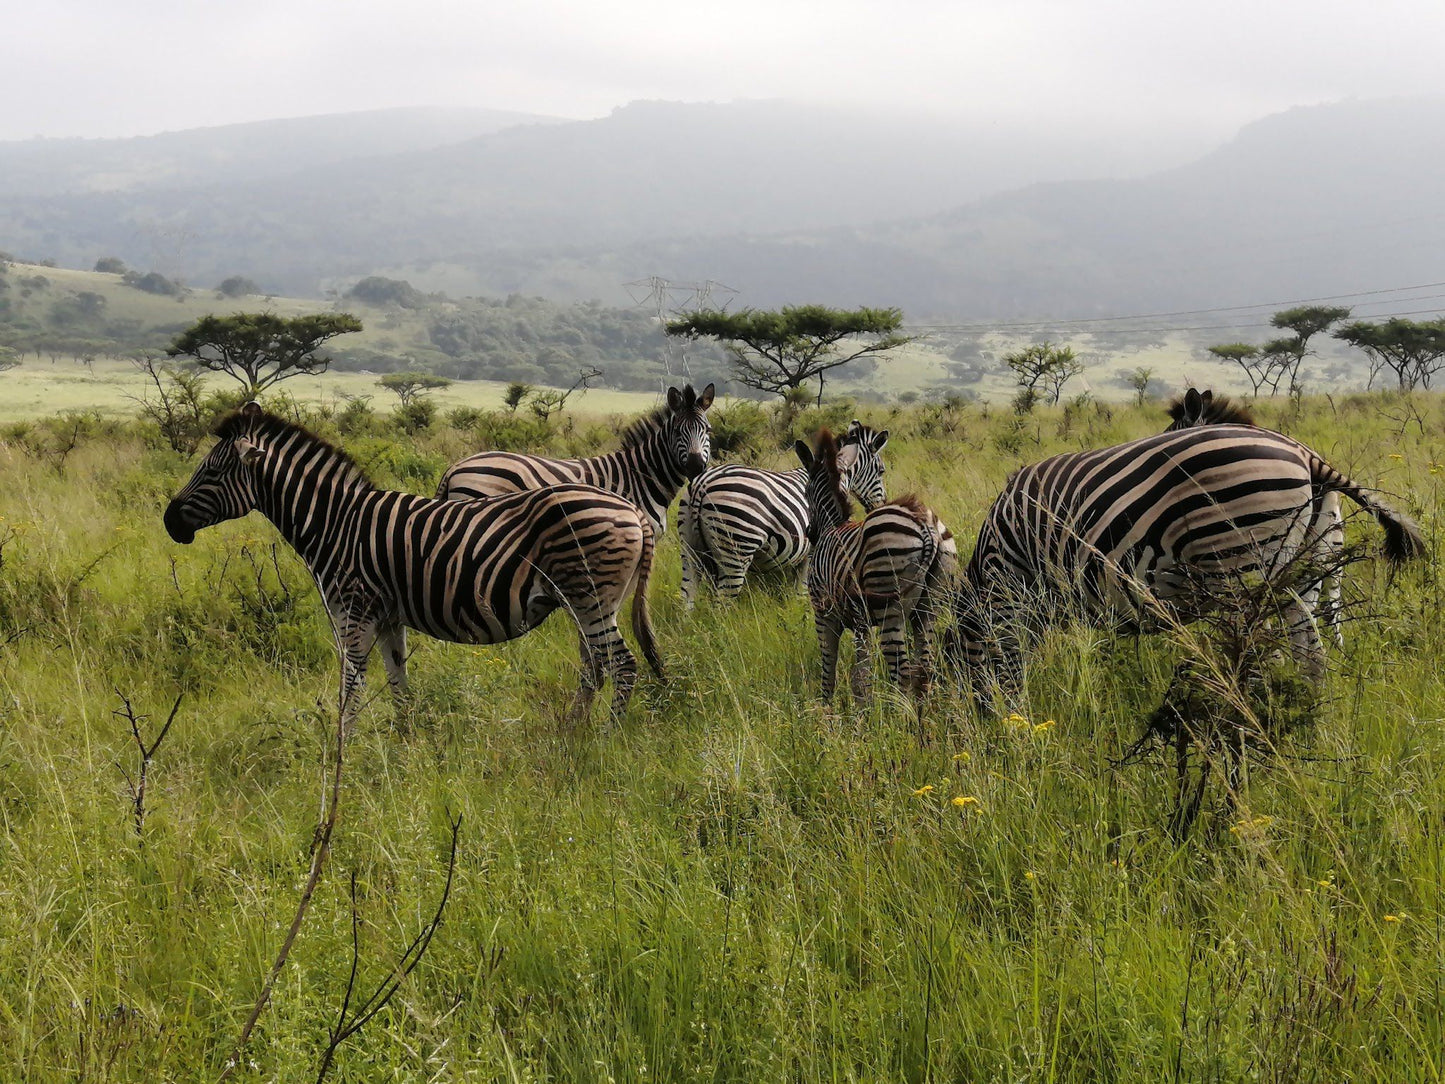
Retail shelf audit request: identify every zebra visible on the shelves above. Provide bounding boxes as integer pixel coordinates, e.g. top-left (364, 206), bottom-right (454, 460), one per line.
top-left (1164, 386), bottom-right (1346, 647)
top-left (436, 383), bottom-right (715, 534)
top-left (949, 421), bottom-right (1424, 707)
top-left (795, 428), bottom-right (957, 701)
top-left (678, 420), bottom-right (890, 606)
top-left (164, 403), bottom-right (663, 725)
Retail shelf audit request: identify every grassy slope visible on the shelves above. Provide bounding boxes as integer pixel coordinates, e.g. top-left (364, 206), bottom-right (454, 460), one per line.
top-left (1, 396), bottom-right (1442, 1080)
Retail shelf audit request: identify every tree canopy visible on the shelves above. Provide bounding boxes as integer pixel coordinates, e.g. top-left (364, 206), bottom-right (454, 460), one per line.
top-left (377, 371), bottom-right (452, 406)
top-left (665, 305), bottom-right (909, 403)
top-left (1334, 317), bottom-right (1445, 390)
top-left (1003, 342), bottom-right (1083, 409)
top-left (166, 312), bottom-right (363, 395)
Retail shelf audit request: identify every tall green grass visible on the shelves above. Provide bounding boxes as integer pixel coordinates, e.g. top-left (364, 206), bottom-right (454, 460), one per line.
top-left (0, 394), bottom-right (1442, 1080)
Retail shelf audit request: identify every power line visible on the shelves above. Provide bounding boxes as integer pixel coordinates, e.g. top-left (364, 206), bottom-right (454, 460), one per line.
top-left (906, 278), bottom-right (1445, 333)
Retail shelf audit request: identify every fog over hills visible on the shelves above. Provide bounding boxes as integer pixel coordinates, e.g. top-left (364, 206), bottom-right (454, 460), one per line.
top-left (0, 107), bottom-right (560, 197)
top-left (0, 96), bottom-right (1440, 320)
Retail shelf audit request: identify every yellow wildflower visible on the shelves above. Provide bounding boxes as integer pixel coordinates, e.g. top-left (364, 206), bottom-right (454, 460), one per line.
top-left (1024, 871), bottom-right (1036, 881)
top-left (912, 784), bottom-right (935, 797)
top-left (1388, 453), bottom-right (1404, 461)
top-left (952, 751), bottom-right (971, 763)
top-left (1384, 914), bottom-right (1399, 923)
top-left (952, 795), bottom-right (979, 808)
top-left (1034, 719), bottom-right (1055, 733)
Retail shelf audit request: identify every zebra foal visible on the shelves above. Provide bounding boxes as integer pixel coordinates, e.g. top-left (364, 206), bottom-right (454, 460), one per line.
top-left (951, 421), bottom-right (1423, 707)
top-left (437, 383), bottom-right (715, 534)
top-left (164, 403), bottom-right (663, 724)
top-left (678, 420), bottom-right (890, 606)
top-left (796, 429), bottom-right (957, 701)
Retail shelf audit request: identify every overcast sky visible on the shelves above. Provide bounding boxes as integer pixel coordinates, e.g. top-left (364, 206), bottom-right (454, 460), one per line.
top-left (6, 0), bottom-right (1445, 141)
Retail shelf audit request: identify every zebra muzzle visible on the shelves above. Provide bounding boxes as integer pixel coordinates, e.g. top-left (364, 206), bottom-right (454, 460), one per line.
top-left (163, 501), bottom-right (197, 545)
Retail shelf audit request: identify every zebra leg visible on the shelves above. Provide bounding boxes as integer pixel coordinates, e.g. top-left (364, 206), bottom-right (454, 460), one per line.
top-left (679, 496), bottom-right (702, 610)
top-left (1282, 591), bottom-right (1326, 683)
top-left (847, 602), bottom-right (874, 704)
top-left (569, 634), bottom-right (606, 726)
top-left (908, 603), bottom-right (937, 701)
top-left (378, 623), bottom-right (410, 716)
top-left (815, 611), bottom-right (844, 701)
top-left (713, 552), bottom-right (753, 601)
top-left (335, 620), bottom-right (379, 733)
top-left (877, 600), bottom-right (908, 690)
top-left (603, 628), bottom-right (640, 718)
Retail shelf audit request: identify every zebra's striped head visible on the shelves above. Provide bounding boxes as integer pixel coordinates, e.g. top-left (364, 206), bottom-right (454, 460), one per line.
top-left (1164, 387), bottom-right (1255, 431)
top-left (794, 428), bottom-right (853, 543)
top-left (838, 419), bottom-right (889, 511)
top-left (664, 383), bottom-right (716, 480)
top-left (163, 402), bottom-right (267, 544)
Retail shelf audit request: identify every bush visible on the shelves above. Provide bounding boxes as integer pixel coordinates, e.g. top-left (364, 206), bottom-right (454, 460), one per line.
top-left (93, 257), bottom-right (126, 274)
top-left (391, 399), bottom-right (437, 435)
top-left (445, 406), bottom-right (486, 431)
top-left (707, 400), bottom-right (769, 462)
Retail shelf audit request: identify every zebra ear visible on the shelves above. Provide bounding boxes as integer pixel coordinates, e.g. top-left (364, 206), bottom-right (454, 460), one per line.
top-left (1183, 387), bottom-right (1203, 423)
top-left (667, 386), bottom-right (683, 412)
top-left (870, 428), bottom-right (890, 452)
top-left (794, 440), bottom-right (813, 469)
top-left (233, 435), bottom-right (263, 466)
top-left (696, 383), bottom-right (715, 411)
top-left (241, 400), bottom-right (262, 417)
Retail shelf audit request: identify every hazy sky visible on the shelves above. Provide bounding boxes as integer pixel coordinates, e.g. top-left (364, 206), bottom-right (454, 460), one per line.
top-left (6, 0), bottom-right (1445, 141)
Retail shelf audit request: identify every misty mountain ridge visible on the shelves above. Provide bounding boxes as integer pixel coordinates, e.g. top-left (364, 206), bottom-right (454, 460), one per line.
top-left (0, 98), bottom-right (1222, 295)
top-left (0, 106), bottom-right (563, 197)
top-left (1, 96), bottom-right (1441, 322)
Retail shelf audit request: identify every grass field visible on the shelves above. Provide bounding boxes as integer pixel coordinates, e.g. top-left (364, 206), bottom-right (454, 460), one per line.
top-left (0, 393), bottom-right (1442, 1080)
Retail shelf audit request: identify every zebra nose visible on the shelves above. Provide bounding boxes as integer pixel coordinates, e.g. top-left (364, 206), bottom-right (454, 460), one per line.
top-left (685, 453), bottom-right (706, 479)
top-left (163, 501), bottom-right (196, 545)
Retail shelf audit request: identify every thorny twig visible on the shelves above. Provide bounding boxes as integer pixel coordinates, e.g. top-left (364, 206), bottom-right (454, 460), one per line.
top-left (113, 691), bottom-right (182, 836)
top-left (313, 810), bottom-right (463, 1083)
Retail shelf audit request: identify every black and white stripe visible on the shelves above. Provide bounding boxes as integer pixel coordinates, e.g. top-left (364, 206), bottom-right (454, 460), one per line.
top-left (796, 429), bottom-right (956, 701)
top-left (436, 383), bottom-right (715, 534)
top-left (165, 403), bottom-right (663, 723)
top-left (951, 420), bottom-right (1423, 704)
top-left (678, 420), bottom-right (890, 606)
top-left (1166, 386), bottom-right (1346, 647)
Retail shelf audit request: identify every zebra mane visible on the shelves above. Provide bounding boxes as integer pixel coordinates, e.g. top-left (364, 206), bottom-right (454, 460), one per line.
top-left (1165, 389), bottom-right (1255, 428)
top-left (814, 428), bottom-right (855, 523)
top-left (213, 408), bottom-right (372, 489)
top-left (618, 408), bottom-right (669, 450)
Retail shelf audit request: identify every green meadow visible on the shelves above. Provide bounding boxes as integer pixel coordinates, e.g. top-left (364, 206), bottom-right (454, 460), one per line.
top-left (0, 391), bottom-right (1441, 1081)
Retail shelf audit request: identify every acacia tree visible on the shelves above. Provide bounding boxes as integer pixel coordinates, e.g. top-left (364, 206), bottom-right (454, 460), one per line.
top-left (377, 371), bottom-right (452, 406)
top-left (166, 312), bottom-right (363, 396)
top-left (1264, 305), bottom-right (1352, 395)
top-left (1207, 343), bottom-right (1279, 397)
top-left (1334, 317), bottom-right (1445, 390)
top-left (1004, 342), bottom-right (1083, 411)
top-left (665, 305), bottom-right (909, 405)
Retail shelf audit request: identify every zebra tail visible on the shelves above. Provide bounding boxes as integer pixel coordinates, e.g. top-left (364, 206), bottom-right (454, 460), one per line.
top-left (631, 518), bottom-right (665, 679)
top-left (1310, 454), bottom-right (1426, 564)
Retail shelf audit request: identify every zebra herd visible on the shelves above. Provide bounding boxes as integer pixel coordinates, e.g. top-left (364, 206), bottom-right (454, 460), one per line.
top-left (163, 384), bottom-right (1423, 725)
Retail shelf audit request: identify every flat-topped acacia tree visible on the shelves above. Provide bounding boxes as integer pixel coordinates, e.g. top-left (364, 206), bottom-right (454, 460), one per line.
top-left (166, 312), bottom-right (363, 396)
top-left (665, 305), bottom-right (910, 405)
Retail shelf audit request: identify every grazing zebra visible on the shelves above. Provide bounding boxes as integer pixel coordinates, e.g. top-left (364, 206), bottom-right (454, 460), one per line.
top-left (678, 420), bottom-right (890, 606)
top-left (950, 421), bottom-right (1424, 706)
top-left (164, 403), bottom-right (663, 724)
top-left (1165, 387), bottom-right (1346, 648)
top-left (436, 383), bottom-right (715, 533)
top-left (796, 429), bottom-right (957, 701)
